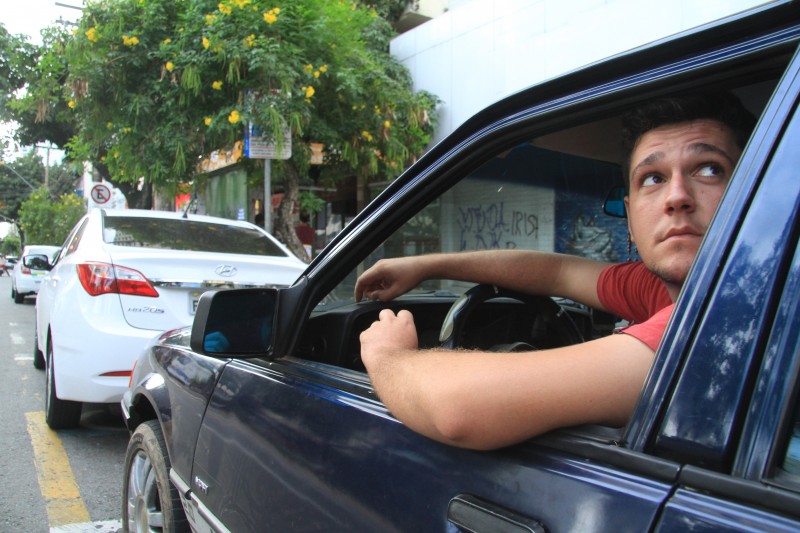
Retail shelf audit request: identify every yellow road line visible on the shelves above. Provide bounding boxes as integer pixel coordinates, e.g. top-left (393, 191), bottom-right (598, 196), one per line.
top-left (25, 411), bottom-right (91, 527)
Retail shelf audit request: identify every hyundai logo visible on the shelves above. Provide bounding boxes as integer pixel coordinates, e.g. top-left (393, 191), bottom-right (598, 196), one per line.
top-left (215, 265), bottom-right (238, 277)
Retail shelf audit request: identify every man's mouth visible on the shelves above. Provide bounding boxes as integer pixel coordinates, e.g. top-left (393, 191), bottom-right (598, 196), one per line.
top-left (662, 227), bottom-right (703, 241)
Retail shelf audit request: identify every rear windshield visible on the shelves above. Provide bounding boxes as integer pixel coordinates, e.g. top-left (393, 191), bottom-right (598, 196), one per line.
top-left (103, 216), bottom-right (289, 257)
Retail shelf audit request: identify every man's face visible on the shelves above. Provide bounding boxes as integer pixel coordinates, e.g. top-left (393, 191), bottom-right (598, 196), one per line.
top-left (624, 119), bottom-right (742, 295)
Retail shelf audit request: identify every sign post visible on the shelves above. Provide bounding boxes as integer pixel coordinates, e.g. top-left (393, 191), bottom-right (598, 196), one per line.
top-left (244, 122), bottom-right (292, 233)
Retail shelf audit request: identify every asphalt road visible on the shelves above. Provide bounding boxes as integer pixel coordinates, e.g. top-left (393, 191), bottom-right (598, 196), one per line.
top-left (0, 275), bottom-right (128, 532)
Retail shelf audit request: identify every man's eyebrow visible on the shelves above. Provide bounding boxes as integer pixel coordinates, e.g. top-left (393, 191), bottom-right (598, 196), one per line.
top-left (630, 142), bottom-right (736, 177)
top-left (687, 142), bottom-right (736, 165)
top-left (630, 151), bottom-right (663, 178)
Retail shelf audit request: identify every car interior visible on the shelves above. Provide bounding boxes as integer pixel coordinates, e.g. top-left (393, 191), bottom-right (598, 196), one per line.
top-left (293, 52), bottom-right (791, 374)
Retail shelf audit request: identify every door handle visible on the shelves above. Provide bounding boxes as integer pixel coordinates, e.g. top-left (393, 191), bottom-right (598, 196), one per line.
top-left (447, 494), bottom-right (546, 533)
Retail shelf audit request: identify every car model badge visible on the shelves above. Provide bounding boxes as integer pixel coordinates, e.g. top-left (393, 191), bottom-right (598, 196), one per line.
top-left (215, 265), bottom-right (238, 277)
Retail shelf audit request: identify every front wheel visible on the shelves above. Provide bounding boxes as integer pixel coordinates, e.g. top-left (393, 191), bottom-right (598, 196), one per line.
top-left (123, 420), bottom-right (189, 533)
top-left (45, 340), bottom-right (82, 429)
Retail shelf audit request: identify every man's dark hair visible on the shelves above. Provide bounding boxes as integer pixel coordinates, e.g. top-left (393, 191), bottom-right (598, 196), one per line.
top-left (620, 91), bottom-right (757, 187)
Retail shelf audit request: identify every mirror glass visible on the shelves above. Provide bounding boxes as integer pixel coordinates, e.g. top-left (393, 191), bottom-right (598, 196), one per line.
top-left (603, 186), bottom-right (627, 218)
top-left (194, 288), bottom-right (277, 355)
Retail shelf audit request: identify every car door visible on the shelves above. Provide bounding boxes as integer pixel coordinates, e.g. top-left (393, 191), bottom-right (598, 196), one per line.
top-left (36, 215), bottom-right (89, 353)
top-left (647, 48), bottom-right (800, 533)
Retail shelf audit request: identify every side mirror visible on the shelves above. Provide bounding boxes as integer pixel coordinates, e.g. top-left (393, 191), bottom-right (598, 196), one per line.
top-left (190, 288), bottom-right (278, 357)
top-left (603, 186), bottom-right (627, 218)
top-left (23, 254), bottom-right (52, 271)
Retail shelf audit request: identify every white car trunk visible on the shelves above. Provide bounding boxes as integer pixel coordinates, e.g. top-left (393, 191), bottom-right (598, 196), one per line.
top-left (109, 247), bottom-right (304, 331)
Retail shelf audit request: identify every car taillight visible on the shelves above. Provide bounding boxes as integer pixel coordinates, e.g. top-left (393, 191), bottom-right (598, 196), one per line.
top-left (21, 265), bottom-right (31, 274)
top-left (76, 262), bottom-right (159, 297)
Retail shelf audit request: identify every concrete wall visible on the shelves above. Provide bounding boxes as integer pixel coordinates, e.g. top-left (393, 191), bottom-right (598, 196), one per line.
top-left (392, 0), bottom-right (775, 145)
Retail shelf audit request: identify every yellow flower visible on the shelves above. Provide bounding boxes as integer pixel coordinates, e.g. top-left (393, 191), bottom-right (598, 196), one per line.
top-left (384, 120), bottom-right (391, 129)
top-left (263, 8), bottom-right (278, 24)
top-left (68, 100), bottom-right (76, 109)
top-left (305, 86), bottom-right (315, 98)
top-left (106, 122), bottom-right (113, 128)
top-left (204, 117), bottom-right (213, 126)
top-left (122, 127), bottom-right (132, 134)
top-left (212, 80), bottom-right (223, 90)
top-left (303, 64), bottom-right (313, 74)
top-left (361, 130), bottom-right (373, 142)
top-left (313, 71), bottom-right (320, 79)
top-left (218, 3), bottom-right (232, 15)
top-left (202, 36), bottom-right (210, 49)
top-left (122, 35), bottom-right (139, 46)
top-left (228, 110), bottom-right (240, 124)
top-left (163, 38), bottom-right (171, 44)
top-left (244, 34), bottom-right (256, 47)
top-left (165, 61), bottom-right (174, 71)
top-left (319, 64), bottom-right (328, 73)
top-left (205, 14), bottom-right (217, 25)
top-left (85, 27), bottom-right (98, 42)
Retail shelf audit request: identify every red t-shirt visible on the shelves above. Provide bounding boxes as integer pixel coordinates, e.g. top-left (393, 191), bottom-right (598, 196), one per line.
top-left (596, 261), bottom-right (674, 351)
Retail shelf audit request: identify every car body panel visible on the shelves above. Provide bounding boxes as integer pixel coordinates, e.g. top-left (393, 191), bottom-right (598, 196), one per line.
top-left (124, 3), bottom-right (800, 532)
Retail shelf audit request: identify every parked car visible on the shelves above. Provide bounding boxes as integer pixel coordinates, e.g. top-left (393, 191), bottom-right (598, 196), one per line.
top-left (122, 3), bottom-right (800, 532)
top-left (35, 208), bottom-right (306, 429)
top-left (11, 245), bottom-right (61, 303)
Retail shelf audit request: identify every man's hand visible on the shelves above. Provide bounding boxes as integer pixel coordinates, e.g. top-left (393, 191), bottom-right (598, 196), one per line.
top-left (360, 309), bottom-right (419, 370)
top-left (355, 258), bottom-right (427, 302)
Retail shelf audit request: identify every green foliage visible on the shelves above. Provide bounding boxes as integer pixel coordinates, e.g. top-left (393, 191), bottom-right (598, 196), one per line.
top-left (60, 0), bottom-right (438, 190)
top-left (0, 150), bottom-right (46, 221)
top-left (298, 190), bottom-right (325, 216)
top-left (1, 235), bottom-right (21, 257)
top-left (17, 187), bottom-right (86, 245)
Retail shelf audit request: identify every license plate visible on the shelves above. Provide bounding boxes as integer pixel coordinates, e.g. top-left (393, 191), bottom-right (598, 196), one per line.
top-left (190, 291), bottom-right (201, 314)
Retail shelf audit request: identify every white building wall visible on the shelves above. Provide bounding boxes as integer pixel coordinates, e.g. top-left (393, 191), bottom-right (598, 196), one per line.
top-left (392, 0), bottom-right (776, 145)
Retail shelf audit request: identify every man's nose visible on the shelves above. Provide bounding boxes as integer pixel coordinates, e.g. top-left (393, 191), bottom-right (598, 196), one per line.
top-left (664, 174), bottom-right (695, 212)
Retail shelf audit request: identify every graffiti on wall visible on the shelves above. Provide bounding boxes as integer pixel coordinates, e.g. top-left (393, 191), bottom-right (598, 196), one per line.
top-left (457, 202), bottom-right (539, 250)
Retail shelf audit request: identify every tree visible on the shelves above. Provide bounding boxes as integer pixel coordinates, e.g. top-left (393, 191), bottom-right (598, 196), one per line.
top-left (17, 187), bottom-right (85, 246)
top-left (0, 24), bottom-right (39, 158)
top-left (56, 0), bottom-right (439, 259)
top-left (0, 150), bottom-right (45, 221)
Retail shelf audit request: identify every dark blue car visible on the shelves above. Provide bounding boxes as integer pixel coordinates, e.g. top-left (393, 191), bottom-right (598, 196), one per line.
top-left (122, 2), bottom-right (800, 531)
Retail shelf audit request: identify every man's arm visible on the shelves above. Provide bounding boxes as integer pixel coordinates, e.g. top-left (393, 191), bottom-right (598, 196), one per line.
top-left (355, 250), bottom-right (611, 309)
top-left (360, 309), bottom-right (654, 450)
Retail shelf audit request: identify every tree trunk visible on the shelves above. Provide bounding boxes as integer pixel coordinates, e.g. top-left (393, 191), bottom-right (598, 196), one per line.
top-left (272, 162), bottom-right (311, 262)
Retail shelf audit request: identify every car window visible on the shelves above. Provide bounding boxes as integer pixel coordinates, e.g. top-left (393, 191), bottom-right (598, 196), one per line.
top-left (60, 217), bottom-right (89, 261)
top-left (358, 142), bottom-right (627, 297)
top-left (102, 215), bottom-right (288, 256)
top-left (783, 399), bottom-right (800, 476)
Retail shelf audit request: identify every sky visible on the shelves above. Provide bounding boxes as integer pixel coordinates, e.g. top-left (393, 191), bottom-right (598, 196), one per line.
top-left (0, 0), bottom-right (83, 44)
top-left (0, 0), bottom-right (85, 164)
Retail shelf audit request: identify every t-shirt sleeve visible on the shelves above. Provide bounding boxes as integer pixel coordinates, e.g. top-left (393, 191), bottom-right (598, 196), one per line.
top-left (597, 262), bottom-right (672, 323)
top-left (617, 303), bottom-right (675, 352)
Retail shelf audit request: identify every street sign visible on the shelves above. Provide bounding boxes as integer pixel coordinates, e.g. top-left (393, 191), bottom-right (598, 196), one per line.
top-left (90, 183), bottom-right (111, 205)
top-left (244, 123), bottom-right (292, 160)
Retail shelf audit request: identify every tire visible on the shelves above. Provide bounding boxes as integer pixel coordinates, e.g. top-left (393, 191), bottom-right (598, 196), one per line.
top-left (13, 288), bottom-right (24, 304)
top-left (33, 324), bottom-right (45, 370)
top-left (123, 420), bottom-right (189, 533)
top-left (45, 340), bottom-right (82, 429)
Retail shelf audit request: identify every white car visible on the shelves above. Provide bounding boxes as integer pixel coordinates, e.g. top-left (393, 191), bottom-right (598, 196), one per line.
top-left (11, 245), bottom-right (61, 303)
top-left (35, 208), bottom-right (307, 429)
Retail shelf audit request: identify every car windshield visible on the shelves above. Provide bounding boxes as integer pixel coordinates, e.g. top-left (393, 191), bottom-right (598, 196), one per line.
top-left (102, 216), bottom-right (288, 256)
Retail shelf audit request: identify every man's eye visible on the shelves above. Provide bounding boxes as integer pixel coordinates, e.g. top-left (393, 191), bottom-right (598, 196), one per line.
top-left (696, 163), bottom-right (724, 177)
top-left (641, 174), bottom-right (664, 187)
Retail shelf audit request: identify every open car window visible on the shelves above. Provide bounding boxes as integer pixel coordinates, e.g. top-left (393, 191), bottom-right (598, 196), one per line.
top-left (301, 71), bottom-right (781, 372)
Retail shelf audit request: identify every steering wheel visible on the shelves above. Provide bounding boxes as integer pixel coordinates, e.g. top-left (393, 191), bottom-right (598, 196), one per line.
top-left (438, 284), bottom-right (584, 350)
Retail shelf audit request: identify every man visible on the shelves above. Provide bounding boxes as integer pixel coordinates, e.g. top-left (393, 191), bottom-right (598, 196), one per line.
top-left (356, 92), bottom-right (756, 450)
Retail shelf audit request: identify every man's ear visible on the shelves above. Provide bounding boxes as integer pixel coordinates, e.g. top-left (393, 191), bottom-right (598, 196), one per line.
top-left (624, 196), bottom-right (634, 241)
